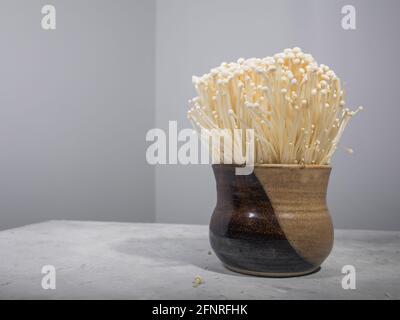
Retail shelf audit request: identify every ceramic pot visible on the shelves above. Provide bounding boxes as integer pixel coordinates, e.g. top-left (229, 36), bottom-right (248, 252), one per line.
top-left (209, 164), bottom-right (334, 277)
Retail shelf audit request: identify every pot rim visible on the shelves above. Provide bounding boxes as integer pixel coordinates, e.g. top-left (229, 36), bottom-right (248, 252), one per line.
top-left (212, 163), bottom-right (331, 169)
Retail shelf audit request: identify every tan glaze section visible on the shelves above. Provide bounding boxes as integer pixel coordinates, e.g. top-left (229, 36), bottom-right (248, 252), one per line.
top-left (254, 165), bottom-right (334, 266)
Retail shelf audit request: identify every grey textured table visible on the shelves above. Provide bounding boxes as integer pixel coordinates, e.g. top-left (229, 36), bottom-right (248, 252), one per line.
top-left (0, 220), bottom-right (399, 299)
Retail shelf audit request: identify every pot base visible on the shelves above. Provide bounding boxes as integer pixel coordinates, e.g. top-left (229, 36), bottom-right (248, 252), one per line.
top-left (224, 264), bottom-right (320, 278)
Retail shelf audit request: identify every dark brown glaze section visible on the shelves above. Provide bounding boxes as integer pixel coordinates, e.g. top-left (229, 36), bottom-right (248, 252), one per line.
top-left (209, 165), bottom-right (315, 276)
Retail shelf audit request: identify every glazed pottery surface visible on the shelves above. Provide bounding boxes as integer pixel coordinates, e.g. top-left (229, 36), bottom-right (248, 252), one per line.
top-left (209, 164), bottom-right (334, 277)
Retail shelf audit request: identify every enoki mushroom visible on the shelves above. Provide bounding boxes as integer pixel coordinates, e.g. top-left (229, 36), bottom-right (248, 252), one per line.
top-left (187, 47), bottom-right (362, 165)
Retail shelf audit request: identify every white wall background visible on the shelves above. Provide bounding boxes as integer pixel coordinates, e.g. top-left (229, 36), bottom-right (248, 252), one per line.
top-left (1, 0), bottom-right (399, 231)
top-left (0, 0), bottom-right (156, 230)
top-left (155, 0), bottom-right (400, 230)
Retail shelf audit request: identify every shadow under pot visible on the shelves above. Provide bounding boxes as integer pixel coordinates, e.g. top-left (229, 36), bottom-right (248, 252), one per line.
top-left (209, 164), bottom-right (334, 277)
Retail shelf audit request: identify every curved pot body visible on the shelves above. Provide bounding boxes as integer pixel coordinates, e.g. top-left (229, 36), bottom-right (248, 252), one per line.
top-left (209, 164), bottom-right (334, 277)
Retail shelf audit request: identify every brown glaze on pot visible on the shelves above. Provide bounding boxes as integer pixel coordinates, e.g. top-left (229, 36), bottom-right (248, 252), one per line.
top-left (209, 164), bottom-right (334, 277)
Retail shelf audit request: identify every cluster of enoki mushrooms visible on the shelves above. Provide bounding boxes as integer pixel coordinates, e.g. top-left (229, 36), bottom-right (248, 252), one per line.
top-left (188, 47), bottom-right (362, 165)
